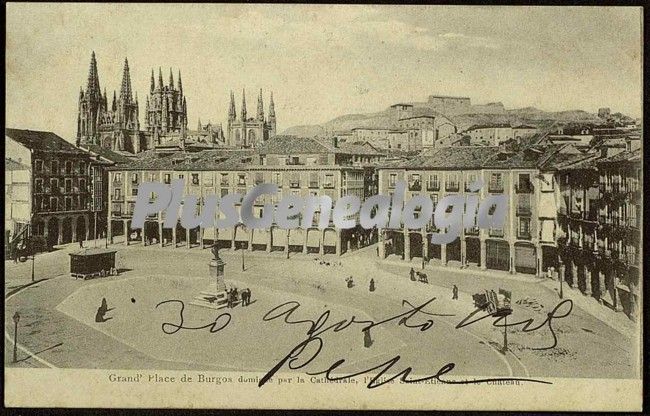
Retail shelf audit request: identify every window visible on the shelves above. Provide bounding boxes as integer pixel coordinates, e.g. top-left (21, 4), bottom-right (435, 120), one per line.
top-left (489, 173), bottom-right (503, 192)
top-left (132, 187), bottom-right (138, 196)
top-left (427, 174), bottom-right (439, 191)
top-left (114, 173), bottom-right (122, 183)
top-left (389, 173), bottom-right (397, 188)
top-left (517, 173), bottom-right (532, 193)
top-left (466, 173), bottom-right (478, 191)
top-left (273, 172), bottom-right (282, 186)
top-left (446, 173), bottom-right (459, 192)
top-left (309, 172), bottom-right (319, 188)
top-left (238, 174), bottom-right (246, 186)
top-left (323, 174), bottom-right (334, 188)
top-left (220, 173), bottom-right (229, 186)
top-left (50, 197), bottom-right (58, 211)
top-left (409, 174), bottom-right (421, 191)
top-left (114, 189), bottom-right (121, 199)
top-left (131, 173), bottom-right (139, 184)
top-left (35, 179), bottom-right (43, 192)
top-left (35, 160), bottom-right (44, 173)
top-left (51, 160), bottom-right (59, 174)
top-left (79, 179), bottom-right (86, 192)
top-left (65, 161), bottom-right (73, 175)
top-left (191, 173), bottom-right (200, 185)
top-left (65, 197), bottom-right (72, 211)
top-left (50, 178), bottom-right (58, 191)
top-left (164, 173), bottom-right (171, 184)
top-left (255, 172), bottom-right (264, 185)
top-left (518, 218), bottom-right (531, 239)
top-left (79, 161), bottom-right (86, 175)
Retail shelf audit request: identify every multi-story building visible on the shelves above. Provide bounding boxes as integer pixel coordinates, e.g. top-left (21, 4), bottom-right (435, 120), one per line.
top-left (6, 128), bottom-right (95, 249)
top-left (226, 89), bottom-right (276, 148)
top-left (376, 144), bottom-right (582, 276)
top-left (555, 148), bottom-right (640, 321)
top-left (107, 135), bottom-right (379, 255)
top-left (465, 124), bottom-right (515, 146)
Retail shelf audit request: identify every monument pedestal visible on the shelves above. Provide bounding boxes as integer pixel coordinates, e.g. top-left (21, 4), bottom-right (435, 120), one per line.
top-left (190, 252), bottom-right (228, 309)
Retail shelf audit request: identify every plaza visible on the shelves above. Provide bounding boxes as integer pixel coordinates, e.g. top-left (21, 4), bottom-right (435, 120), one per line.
top-left (4, 238), bottom-right (639, 380)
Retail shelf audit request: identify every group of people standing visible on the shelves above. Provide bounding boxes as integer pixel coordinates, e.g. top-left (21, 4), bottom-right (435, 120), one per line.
top-left (226, 287), bottom-right (252, 308)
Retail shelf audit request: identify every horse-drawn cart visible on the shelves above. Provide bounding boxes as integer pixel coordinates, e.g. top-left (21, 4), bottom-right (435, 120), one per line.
top-left (69, 248), bottom-right (118, 280)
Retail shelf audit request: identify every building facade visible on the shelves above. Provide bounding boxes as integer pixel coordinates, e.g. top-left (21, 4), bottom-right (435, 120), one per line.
top-left (77, 53), bottom-right (145, 153)
top-left (107, 136), bottom-right (379, 255)
top-left (226, 89), bottom-right (276, 148)
top-left (6, 129), bottom-right (95, 250)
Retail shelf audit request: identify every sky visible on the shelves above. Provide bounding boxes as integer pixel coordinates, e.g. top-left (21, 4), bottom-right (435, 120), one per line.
top-left (6, 4), bottom-right (643, 141)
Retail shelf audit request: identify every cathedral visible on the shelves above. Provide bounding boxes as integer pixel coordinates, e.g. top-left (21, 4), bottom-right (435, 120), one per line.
top-left (144, 68), bottom-right (188, 148)
top-left (226, 89), bottom-right (276, 148)
top-left (76, 52), bottom-right (145, 153)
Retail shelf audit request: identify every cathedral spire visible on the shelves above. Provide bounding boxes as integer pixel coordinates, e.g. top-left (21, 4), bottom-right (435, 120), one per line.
top-left (257, 88), bottom-right (264, 122)
top-left (119, 58), bottom-right (133, 103)
top-left (268, 91), bottom-right (276, 134)
top-left (169, 68), bottom-right (174, 89)
top-left (178, 70), bottom-right (183, 96)
top-left (268, 91), bottom-right (276, 118)
top-left (150, 69), bottom-right (155, 92)
top-left (158, 67), bottom-right (164, 90)
top-left (228, 90), bottom-right (236, 121)
top-left (241, 88), bottom-right (247, 121)
top-left (197, 118), bottom-right (202, 131)
top-left (112, 91), bottom-right (117, 111)
top-left (86, 51), bottom-right (101, 97)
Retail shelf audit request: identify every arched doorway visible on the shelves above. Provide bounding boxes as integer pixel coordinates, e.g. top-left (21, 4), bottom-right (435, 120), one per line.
top-left (409, 232), bottom-right (423, 259)
top-left (486, 239), bottom-right (509, 271)
top-left (46, 217), bottom-right (59, 247)
top-left (465, 237), bottom-right (480, 265)
top-left (76, 216), bottom-right (87, 242)
top-left (61, 217), bottom-right (73, 244)
top-left (514, 242), bottom-right (536, 274)
top-left (447, 239), bottom-right (461, 262)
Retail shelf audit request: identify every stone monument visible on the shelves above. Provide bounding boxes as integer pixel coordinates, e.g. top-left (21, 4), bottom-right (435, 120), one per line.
top-left (190, 246), bottom-right (229, 309)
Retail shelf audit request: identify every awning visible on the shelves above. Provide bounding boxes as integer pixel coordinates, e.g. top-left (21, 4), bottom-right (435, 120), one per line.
top-left (323, 230), bottom-right (338, 246)
top-left (235, 226), bottom-right (249, 241)
top-left (272, 228), bottom-right (288, 244)
top-left (307, 229), bottom-right (321, 247)
top-left (252, 229), bottom-right (268, 244)
top-left (218, 228), bottom-right (233, 241)
top-left (289, 229), bottom-right (304, 245)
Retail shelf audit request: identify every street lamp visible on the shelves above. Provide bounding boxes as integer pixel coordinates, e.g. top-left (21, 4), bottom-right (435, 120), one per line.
top-left (12, 312), bottom-right (20, 363)
top-left (558, 259), bottom-right (564, 299)
top-left (31, 254), bottom-right (35, 282)
top-left (241, 242), bottom-right (245, 272)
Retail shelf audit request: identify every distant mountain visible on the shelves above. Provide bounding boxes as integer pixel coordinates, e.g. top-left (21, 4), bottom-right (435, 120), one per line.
top-left (282, 101), bottom-right (606, 137)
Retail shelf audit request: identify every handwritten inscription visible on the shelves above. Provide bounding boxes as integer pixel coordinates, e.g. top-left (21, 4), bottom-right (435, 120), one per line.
top-left (154, 296), bottom-right (573, 388)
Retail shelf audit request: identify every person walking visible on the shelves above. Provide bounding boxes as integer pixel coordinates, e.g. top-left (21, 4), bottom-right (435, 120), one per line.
top-left (409, 267), bottom-right (416, 281)
top-left (452, 285), bottom-right (459, 300)
top-left (369, 278), bottom-right (375, 292)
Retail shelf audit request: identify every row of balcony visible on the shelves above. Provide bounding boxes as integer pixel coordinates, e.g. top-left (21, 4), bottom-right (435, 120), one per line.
top-left (34, 186), bottom-right (90, 195)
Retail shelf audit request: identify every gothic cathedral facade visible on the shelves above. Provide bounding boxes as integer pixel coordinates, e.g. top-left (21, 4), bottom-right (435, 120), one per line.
top-left (76, 52), bottom-right (144, 153)
top-left (226, 89), bottom-right (276, 148)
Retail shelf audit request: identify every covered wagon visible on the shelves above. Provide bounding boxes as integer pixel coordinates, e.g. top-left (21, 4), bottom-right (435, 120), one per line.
top-left (69, 248), bottom-right (118, 280)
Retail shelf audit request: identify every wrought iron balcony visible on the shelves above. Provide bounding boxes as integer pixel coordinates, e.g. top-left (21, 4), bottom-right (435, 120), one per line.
top-left (445, 183), bottom-right (459, 192)
top-left (408, 182), bottom-right (422, 191)
top-left (488, 184), bottom-right (504, 193)
top-left (426, 183), bottom-right (440, 191)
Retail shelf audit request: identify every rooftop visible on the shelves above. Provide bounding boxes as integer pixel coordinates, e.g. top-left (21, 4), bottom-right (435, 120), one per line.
top-left (6, 128), bottom-right (86, 155)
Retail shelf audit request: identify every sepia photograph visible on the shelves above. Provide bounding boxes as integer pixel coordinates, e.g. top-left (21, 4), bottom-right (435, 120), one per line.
top-left (4, 3), bottom-right (643, 411)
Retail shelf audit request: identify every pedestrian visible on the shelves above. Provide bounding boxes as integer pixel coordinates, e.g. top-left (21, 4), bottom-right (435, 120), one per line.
top-left (100, 297), bottom-right (108, 312)
top-left (79, 239), bottom-right (83, 248)
top-left (363, 327), bottom-right (373, 348)
top-left (369, 278), bottom-right (375, 292)
top-left (452, 285), bottom-right (459, 300)
top-left (409, 267), bottom-right (415, 281)
top-left (247, 288), bottom-right (252, 305)
top-left (226, 289), bottom-right (233, 308)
